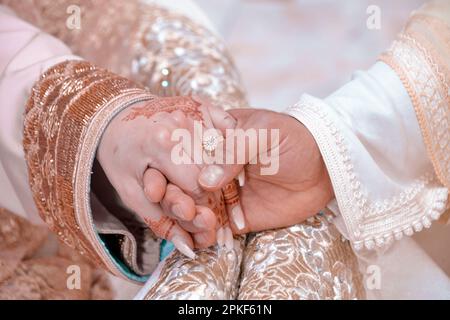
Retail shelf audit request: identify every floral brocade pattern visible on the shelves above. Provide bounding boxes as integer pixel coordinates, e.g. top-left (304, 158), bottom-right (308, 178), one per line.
top-left (144, 239), bottom-right (245, 300)
top-left (143, 214), bottom-right (364, 300)
top-left (129, 5), bottom-right (247, 111)
top-left (0, 208), bottom-right (113, 299)
top-left (238, 214), bottom-right (364, 300)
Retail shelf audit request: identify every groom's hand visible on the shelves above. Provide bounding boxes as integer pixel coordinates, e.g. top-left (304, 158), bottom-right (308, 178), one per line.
top-left (197, 109), bottom-right (334, 234)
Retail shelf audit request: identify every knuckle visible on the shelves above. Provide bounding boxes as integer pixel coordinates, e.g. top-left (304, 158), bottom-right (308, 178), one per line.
top-left (164, 185), bottom-right (180, 202)
top-left (189, 185), bottom-right (207, 202)
top-left (171, 110), bottom-right (186, 124)
top-left (154, 127), bottom-right (174, 149)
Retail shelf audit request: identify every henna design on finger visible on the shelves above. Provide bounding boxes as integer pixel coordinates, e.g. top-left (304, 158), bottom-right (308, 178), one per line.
top-left (143, 215), bottom-right (175, 239)
top-left (222, 180), bottom-right (245, 231)
top-left (222, 180), bottom-right (240, 206)
top-left (211, 192), bottom-right (228, 227)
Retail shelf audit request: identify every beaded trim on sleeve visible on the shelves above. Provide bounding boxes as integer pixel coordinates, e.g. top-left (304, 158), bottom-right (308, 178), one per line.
top-left (379, 14), bottom-right (450, 189)
top-left (286, 95), bottom-right (448, 250)
top-left (23, 60), bottom-right (154, 276)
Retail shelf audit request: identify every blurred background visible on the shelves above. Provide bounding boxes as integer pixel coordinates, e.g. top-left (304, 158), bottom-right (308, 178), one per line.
top-left (195, 0), bottom-right (426, 111)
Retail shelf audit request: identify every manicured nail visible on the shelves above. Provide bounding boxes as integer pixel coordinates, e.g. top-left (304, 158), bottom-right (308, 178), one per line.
top-left (199, 165), bottom-right (224, 187)
top-left (172, 235), bottom-right (196, 259)
top-left (172, 205), bottom-right (184, 219)
top-left (216, 227), bottom-right (225, 247)
top-left (231, 204), bottom-right (245, 230)
top-left (238, 170), bottom-right (245, 187)
top-left (224, 226), bottom-right (234, 251)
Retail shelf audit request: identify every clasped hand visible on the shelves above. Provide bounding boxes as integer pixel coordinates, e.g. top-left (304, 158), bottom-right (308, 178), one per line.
top-left (97, 96), bottom-right (333, 258)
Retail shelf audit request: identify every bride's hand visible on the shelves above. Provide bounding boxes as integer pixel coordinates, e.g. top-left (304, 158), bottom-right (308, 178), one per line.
top-left (97, 96), bottom-right (232, 257)
top-left (197, 109), bottom-right (334, 234)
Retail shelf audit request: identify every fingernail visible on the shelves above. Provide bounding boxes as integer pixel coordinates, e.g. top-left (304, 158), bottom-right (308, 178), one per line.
top-left (231, 204), bottom-right (245, 230)
top-left (172, 235), bottom-right (196, 259)
top-left (224, 226), bottom-right (234, 251)
top-left (193, 214), bottom-right (207, 229)
top-left (199, 165), bottom-right (224, 187)
top-left (216, 227), bottom-right (225, 247)
top-left (172, 205), bottom-right (184, 219)
top-left (238, 170), bottom-right (245, 187)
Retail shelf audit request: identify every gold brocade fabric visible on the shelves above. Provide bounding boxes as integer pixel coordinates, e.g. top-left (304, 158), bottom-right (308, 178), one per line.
top-left (143, 214), bottom-right (364, 300)
top-left (3, 0), bottom-right (365, 299)
top-left (144, 238), bottom-right (245, 300)
top-left (238, 214), bottom-right (364, 299)
top-left (1, 0), bottom-right (247, 110)
top-left (0, 208), bottom-right (113, 299)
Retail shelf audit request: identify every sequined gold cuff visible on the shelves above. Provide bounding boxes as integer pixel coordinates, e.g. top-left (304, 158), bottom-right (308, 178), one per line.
top-left (379, 10), bottom-right (450, 189)
top-left (23, 60), bottom-right (156, 280)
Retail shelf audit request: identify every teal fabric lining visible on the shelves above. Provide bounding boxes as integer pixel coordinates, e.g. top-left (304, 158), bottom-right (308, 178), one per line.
top-left (98, 212), bottom-right (328, 279)
top-left (98, 234), bottom-right (149, 283)
top-left (159, 239), bottom-right (175, 261)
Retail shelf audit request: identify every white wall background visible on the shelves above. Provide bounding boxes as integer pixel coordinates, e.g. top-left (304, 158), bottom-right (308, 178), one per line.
top-left (194, 0), bottom-right (426, 111)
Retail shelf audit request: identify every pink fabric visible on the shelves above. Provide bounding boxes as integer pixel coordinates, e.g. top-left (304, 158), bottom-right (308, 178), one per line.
top-left (0, 6), bottom-right (81, 223)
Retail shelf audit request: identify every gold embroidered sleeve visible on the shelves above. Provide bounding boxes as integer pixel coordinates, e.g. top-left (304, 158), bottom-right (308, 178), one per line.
top-left (23, 60), bottom-right (156, 280)
top-left (10, 0), bottom-right (249, 290)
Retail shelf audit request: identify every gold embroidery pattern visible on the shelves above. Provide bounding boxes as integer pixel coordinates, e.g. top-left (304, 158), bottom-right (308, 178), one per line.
top-left (23, 60), bottom-right (147, 270)
top-left (144, 239), bottom-right (245, 300)
top-left (128, 6), bottom-right (246, 111)
top-left (0, 208), bottom-right (113, 300)
top-left (1, 0), bottom-right (247, 110)
top-left (379, 14), bottom-right (450, 189)
top-left (238, 214), bottom-right (364, 300)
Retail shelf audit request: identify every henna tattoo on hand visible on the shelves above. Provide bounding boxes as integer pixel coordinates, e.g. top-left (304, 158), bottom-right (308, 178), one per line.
top-left (122, 96), bottom-right (204, 122)
top-left (143, 216), bottom-right (175, 239)
top-left (124, 95), bottom-right (237, 230)
top-left (223, 180), bottom-right (240, 207)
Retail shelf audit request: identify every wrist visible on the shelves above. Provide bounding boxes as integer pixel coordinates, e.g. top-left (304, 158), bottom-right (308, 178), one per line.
top-left (296, 120), bottom-right (335, 206)
top-left (97, 101), bottom-right (146, 170)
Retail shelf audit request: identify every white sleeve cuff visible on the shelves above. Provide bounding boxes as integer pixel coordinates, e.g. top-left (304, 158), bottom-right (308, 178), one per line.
top-left (285, 62), bottom-right (448, 250)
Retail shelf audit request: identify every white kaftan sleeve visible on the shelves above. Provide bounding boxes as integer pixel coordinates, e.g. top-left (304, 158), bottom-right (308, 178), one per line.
top-left (0, 5), bottom-right (81, 223)
top-left (286, 61), bottom-right (448, 250)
